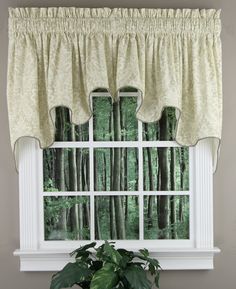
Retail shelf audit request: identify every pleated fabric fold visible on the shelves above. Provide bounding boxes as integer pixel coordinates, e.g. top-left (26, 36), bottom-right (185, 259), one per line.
top-left (7, 8), bottom-right (222, 170)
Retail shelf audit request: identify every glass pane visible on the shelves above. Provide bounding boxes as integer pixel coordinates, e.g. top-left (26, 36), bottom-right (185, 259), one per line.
top-left (93, 97), bottom-right (113, 141)
top-left (55, 107), bottom-right (89, 141)
top-left (43, 148), bottom-right (90, 192)
top-left (120, 97), bottom-right (138, 141)
top-left (95, 196), bottom-right (139, 240)
top-left (44, 196), bottom-right (90, 240)
top-left (94, 148), bottom-right (138, 191)
top-left (142, 107), bottom-right (177, 141)
top-left (143, 147), bottom-right (189, 191)
top-left (93, 96), bottom-right (138, 141)
top-left (144, 195), bottom-right (189, 239)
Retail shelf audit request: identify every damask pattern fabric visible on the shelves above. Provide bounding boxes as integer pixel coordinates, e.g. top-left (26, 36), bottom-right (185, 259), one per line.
top-left (7, 8), bottom-right (222, 170)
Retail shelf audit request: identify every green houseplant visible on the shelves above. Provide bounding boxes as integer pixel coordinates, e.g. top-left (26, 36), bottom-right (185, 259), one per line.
top-left (50, 241), bottom-right (161, 289)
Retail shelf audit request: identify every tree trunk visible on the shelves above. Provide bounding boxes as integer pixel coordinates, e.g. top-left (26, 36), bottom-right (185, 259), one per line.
top-left (144, 123), bottom-right (154, 229)
top-left (55, 108), bottom-right (67, 234)
top-left (170, 116), bottom-right (177, 239)
top-left (179, 148), bottom-right (186, 222)
top-left (95, 197), bottom-right (101, 239)
top-left (113, 101), bottom-right (125, 239)
top-left (68, 123), bottom-right (80, 238)
top-left (110, 196), bottom-right (117, 239)
top-left (158, 110), bottom-right (169, 239)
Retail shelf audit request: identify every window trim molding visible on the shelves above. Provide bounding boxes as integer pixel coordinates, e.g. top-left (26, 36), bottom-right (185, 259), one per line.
top-left (14, 247), bottom-right (220, 271)
top-left (14, 92), bottom-right (220, 271)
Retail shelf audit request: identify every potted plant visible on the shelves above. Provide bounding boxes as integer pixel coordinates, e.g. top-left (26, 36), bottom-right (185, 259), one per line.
top-left (50, 241), bottom-right (161, 289)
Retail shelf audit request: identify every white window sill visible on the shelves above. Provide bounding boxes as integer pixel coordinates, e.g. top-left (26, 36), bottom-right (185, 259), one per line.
top-left (14, 247), bottom-right (220, 271)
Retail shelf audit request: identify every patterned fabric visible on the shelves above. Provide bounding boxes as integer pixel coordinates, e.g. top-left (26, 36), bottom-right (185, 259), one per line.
top-left (7, 8), bottom-right (222, 170)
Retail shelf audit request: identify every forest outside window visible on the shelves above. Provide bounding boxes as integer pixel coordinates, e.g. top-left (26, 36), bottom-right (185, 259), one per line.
top-left (15, 90), bottom-right (219, 271)
top-left (42, 92), bottom-right (191, 246)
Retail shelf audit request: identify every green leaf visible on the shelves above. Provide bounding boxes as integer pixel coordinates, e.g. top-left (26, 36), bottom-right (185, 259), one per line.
top-left (148, 263), bottom-right (155, 275)
top-left (70, 241), bottom-right (96, 258)
top-left (103, 241), bottom-right (122, 265)
top-left (74, 250), bottom-right (90, 260)
top-left (124, 265), bottom-right (152, 289)
top-left (50, 262), bottom-right (92, 289)
top-left (90, 260), bottom-right (103, 271)
top-left (133, 253), bottom-right (161, 271)
top-left (117, 249), bottom-right (134, 265)
top-left (139, 248), bottom-right (149, 257)
top-left (154, 273), bottom-right (160, 288)
top-left (90, 263), bottom-right (119, 289)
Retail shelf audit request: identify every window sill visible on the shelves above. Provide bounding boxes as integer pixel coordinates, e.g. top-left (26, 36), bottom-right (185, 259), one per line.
top-left (14, 247), bottom-right (220, 271)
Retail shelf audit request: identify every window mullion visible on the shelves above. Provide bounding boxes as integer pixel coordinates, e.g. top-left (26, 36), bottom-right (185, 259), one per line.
top-left (89, 110), bottom-right (95, 241)
top-left (138, 119), bottom-right (144, 241)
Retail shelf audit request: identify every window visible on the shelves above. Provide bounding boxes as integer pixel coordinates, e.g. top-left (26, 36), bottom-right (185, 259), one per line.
top-left (15, 91), bottom-right (220, 271)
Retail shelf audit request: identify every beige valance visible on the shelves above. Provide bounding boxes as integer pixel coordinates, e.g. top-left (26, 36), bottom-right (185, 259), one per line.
top-left (7, 7), bottom-right (222, 170)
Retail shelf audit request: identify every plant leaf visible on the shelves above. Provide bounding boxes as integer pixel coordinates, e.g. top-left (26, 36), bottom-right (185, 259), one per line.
top-left (154, 273), bottom-right (160, 288)
top-left (148, 263), bottom-right (155, 275)
top-left (70, 241), bottom-right (96, 257)
top-left (117, 249), bottom-right (134, 267)
top-left (139, 248), bottom-right (149, 257)
top-left (90, 263), bottom-right (119, 289)
top-left (103, 241), bottom-right (122, 265)
top-left (134, 253), bottom-right (161, 271)
top-left (90, 260), bottom-right (103, 271)
top-left (124, 265), bottom-right (152, 289)
top-left (50, 262), bottom-right (92, 289)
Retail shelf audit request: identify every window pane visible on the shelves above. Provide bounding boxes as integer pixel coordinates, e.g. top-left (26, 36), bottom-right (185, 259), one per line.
top-left (142, 107), bottom-right (177, 141)
top-left (43, 148), bottom-right (89, 192)
top-left (143, 147), bottom-right (189, 191)
top-left (120, 97), bottom-right (138, 141)
top-left (94, 148), bottom-right (138, 191)
top-left (95, 196), bottom-right (139, 240)
top-left (93, 97), bottom-right (113, 141)
top-left (55, 107), bottom-right (89, 141)
top-left (93, 96), bottom-right (138, 141)
top-left (144, 195), bottom-right (189, 239)
top-left (44, 196), bottom-right (90, 240)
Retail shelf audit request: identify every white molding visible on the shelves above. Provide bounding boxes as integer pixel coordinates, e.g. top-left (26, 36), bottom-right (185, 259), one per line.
top-left (50, 141), bottom-right (182, 148)
top-left (14, 248), bottom-right (220, 271)
top-left (195, 139), bottom-right (214, 248)
top-left (18, 138), bottom-right (39, 250)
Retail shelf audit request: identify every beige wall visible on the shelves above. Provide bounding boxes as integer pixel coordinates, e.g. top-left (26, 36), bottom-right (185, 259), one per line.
top-left (0, 0), bottom-right (235, 288)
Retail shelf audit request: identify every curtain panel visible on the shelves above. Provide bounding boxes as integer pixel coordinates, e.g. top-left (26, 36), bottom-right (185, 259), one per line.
top-left (7, 7), bottom-right (222, 170)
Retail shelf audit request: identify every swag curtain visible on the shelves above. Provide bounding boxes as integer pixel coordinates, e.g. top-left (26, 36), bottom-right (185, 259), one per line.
top-left (7, 8), bottom-right (222, 170)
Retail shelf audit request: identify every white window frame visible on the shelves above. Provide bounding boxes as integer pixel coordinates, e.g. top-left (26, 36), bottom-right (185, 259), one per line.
top-left (14, 92), bottom-right (220, 271)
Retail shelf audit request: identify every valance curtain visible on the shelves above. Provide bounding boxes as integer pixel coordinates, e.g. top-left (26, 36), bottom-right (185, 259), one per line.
top-left (7, 7), bottom-right (222, 170)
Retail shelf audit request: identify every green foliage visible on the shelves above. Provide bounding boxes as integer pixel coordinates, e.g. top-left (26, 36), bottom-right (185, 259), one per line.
top-left (50, 262), bottom-right (92, 289)
top-left (124, 265), bottom-right (151, 289)
top-left (90, 263), bottom-right (119, 289)
top-left (44, 196), bottom-right (90, 240)
top-left (144, 195), bottom-right (189, 240)
top-left (43, 100), bottom-right (190, 243)
top-left (50, 241), bottom-right (161, 289)
top-left (94, 148), bottom-right (138, 191)
top-left (95, 196), bottom-right (139, 240)
top-left (93, 96), bottom-right (138, 141)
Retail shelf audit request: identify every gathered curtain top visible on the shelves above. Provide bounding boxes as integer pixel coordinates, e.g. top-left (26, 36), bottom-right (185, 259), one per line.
top-left (9, 7), bottom-right (221, 34)
top-left (7, 7), bottom-right (222, 171)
